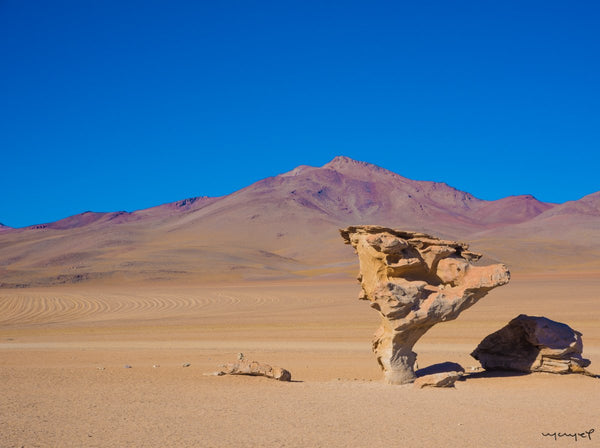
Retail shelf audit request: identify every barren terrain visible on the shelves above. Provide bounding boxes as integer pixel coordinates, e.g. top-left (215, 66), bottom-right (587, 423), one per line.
top-left (2, 158), bottom-right (599, 288)
top-left (1, 274), bottom-right (598, 447)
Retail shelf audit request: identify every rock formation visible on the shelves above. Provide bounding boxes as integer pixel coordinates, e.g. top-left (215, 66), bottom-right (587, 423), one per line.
top-left (214, 356), bottom-right (292, 381)
top-left (341, 225), bottom-right (510, 385)
top-left (471, 314), bottom-right (592, 374)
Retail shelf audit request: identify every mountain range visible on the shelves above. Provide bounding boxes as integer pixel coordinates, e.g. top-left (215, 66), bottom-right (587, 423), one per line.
top-left (1, 156), bottom-right (598, 287)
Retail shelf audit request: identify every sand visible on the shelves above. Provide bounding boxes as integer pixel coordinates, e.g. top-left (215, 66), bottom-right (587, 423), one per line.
top-left (1, 274), bottom-right (599, 447)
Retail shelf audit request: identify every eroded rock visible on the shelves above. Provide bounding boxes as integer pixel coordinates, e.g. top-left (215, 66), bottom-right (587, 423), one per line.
top-left (216, 356), bottom-right (292, 381)
top-left (471, 314), bottom-right (592, 374)
top-left (341, 225), bottom-right (510, 384)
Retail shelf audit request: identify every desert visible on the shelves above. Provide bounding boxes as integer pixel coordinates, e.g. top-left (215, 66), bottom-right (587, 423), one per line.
top-left (2, 2), bottom-right (600, 446)
top-left (1, 157), bottom-right (599, 447)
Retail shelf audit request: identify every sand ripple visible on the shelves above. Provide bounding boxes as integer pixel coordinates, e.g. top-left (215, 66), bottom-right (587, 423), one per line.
top-left (0, 285), bottom-right (330, 327)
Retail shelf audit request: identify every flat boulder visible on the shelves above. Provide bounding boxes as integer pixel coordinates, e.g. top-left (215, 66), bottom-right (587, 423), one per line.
top-left (471, 314), bottom-right (592, 375)
top-left (414, 371), bottom-right (462, 388)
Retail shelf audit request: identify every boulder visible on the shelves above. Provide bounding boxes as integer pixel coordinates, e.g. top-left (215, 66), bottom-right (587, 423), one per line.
top-left (341, 225), bottom-right (510, 384)
top-left (471, 314), bottom-right (592, 374)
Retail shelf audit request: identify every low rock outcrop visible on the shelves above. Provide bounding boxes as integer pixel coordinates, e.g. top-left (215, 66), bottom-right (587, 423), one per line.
top-left (341, 225), bottom-right (510, 385)
top-left (214, 356), bottom-right (292, 381)
top-left (471, 314), bottom-right (592, 374)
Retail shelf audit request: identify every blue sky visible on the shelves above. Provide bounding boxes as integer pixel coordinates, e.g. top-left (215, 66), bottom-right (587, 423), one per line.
top-left (1, 0), bottom-right (599, 227)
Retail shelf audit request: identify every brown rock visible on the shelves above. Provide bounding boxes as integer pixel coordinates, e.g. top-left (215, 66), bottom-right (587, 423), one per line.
top-left (414, 371), bottom-right (462, 388)
top-left (217, 357), bottom-right (292, 381)
top-left (341, 225), bottom-right (510, 384)
top-left (471, 314), bottom-right (592, 374)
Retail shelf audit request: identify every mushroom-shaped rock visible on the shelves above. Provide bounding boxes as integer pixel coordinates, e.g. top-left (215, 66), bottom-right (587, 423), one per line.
top-left (341, 226), bottom-right (510, 384)
top-left (471, 314), bottom-right (591, 374)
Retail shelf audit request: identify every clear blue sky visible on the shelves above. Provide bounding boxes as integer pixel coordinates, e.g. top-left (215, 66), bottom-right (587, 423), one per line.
top-left (1, 0), bottom-right (599, 228)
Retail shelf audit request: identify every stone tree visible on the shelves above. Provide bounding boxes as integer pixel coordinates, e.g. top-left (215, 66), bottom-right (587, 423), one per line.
top-left (341, 225), bottom-right (510, 384)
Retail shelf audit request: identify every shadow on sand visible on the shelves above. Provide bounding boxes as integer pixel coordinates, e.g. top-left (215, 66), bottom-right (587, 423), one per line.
top-left (415, 361), bottom-right (465, 377)
top-left (415, 361), bottom-right (600, 381)
top-left (460, 370), bottom-right (531, 380)
top-left (416, 361), bottom-right (534, 382)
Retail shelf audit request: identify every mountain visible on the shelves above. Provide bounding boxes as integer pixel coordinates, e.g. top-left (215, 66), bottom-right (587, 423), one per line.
top-left (469, 195), bottom-right (555, 227)
top-left (469, 190), bottom-right (600, 271)
top-left (0, 156), bottom-right (597, 287)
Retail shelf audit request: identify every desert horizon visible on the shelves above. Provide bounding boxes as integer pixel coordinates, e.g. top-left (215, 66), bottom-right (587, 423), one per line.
top-left (2, 156), bottom-right (599, 291)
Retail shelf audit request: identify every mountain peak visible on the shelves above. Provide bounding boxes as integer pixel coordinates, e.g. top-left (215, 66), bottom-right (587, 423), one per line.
top-left (280, 156), bottom-right (386, 179)
top-left (323, 156), bottom-right (382, 171)
top-left (321, 156), bottom-right (419, 188)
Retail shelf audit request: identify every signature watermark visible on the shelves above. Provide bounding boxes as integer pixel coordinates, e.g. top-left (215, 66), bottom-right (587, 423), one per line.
top-left (542, 429), bottom-right (594, 442)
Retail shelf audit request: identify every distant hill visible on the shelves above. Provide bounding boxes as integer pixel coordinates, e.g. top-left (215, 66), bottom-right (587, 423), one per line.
top-left (1, 156), bottom-right (598, 287)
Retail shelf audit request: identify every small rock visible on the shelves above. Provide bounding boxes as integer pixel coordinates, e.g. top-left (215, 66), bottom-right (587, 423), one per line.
top-left (96, 367), bottom-right (105, 371)
top-left (414, 371), bottom-right (461, 388)
top-left (153, 364), bottom-right (160, 368)
top-left (182, 363), bottom-right (191, 367)
top-left (124, 365), bottom-right (132, 369)
top-left (203, 371), bottom-right (225, 376)
top-left (237, 353), bottom-right (244, 360)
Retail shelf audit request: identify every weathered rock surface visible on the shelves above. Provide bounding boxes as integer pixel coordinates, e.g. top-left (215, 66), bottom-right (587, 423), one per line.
top-left (414, 371), bottom-right (462, 388)
top-left (341, 225), bottom-right (510, 384)
top-left (216, 357), bottom-right (292, 381)
top-left (471, 314), bottom-right (592, 374)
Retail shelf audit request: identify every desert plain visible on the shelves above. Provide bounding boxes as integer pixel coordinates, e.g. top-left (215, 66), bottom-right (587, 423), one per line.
top-left (1, 158), bottom-right (599, 447)
top-left (1, 275), bottom-right (599, 447)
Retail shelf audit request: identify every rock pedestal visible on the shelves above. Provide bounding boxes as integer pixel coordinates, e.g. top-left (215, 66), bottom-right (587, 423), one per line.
top-left (341, 226), bottom-right (510, 384)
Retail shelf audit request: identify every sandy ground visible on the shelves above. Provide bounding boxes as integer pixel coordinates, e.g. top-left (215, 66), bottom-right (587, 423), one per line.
top-left (1, 273), bottom-right (599, 447)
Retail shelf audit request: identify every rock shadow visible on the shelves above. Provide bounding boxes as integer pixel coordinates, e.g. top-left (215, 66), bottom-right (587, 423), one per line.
top-left (416, 361), bottom-right (465, 378)
top-left (461, 369), bottom-right (531, 381)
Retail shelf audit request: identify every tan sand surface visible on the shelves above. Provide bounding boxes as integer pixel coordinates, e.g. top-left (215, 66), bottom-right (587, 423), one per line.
top-left (1, 274), bottom-right (599, 447)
